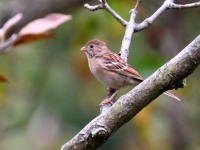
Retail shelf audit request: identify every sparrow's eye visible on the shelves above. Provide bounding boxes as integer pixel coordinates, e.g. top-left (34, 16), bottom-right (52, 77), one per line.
top-left (89, 44), bottom-right (94, 50)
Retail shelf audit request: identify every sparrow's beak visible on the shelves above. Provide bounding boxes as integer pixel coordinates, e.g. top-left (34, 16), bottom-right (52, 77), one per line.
top-left (80, 46), bottom-right (87, 52)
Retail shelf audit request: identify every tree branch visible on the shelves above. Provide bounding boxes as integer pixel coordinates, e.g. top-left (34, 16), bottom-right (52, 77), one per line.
top-left (168, 1), bottom-right (200, 9)
top-left (0, 34), bottom-right (18, 54)
top-left (103, 1), bottom-right (128, 27)
top-left (84, 0), bottom-right (127, 27)
top-left (119, 0), bottom-right (141, 62)
top-left (61, 34), bottom-right (200, 149)
top-left (0, 13), bottom-right (22, 54)
top-left (135, 1), bottom-right (200, 32)
top-left (84, 3), bottom-right (103, 11)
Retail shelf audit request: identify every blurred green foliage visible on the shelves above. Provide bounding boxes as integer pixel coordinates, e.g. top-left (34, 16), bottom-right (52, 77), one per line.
top-left (1, 0), bottom-right (200, 150)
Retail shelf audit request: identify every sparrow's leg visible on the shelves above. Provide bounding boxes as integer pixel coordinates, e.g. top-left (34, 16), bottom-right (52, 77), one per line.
top-left (99, 88), bottom-right (118, 106)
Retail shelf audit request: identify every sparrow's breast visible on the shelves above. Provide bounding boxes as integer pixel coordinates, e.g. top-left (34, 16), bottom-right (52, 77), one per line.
top-left (88, 58), bottom-right (127, 89)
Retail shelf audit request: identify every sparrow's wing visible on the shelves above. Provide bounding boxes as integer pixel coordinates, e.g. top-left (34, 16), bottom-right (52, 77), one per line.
top-left (101, 52), bottom-right (143, 82)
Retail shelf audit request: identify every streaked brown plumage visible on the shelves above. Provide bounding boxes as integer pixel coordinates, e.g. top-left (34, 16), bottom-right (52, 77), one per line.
top-left (81, 39), bottom-right (180, 105)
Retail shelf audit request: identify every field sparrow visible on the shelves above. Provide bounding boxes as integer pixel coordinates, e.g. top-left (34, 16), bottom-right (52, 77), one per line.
top-left (81, 39), bottom-right (180, 105)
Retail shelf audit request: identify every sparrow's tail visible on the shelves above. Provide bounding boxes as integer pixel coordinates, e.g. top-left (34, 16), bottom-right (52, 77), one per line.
top-left (163, 91), bottom-right (181, 101)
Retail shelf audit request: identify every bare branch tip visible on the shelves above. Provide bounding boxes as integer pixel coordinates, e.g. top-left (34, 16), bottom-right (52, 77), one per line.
top-left (130, 0), bottom-right (142, 14)
top-left (134, 0), bottom-right (142, 10)
top-left (84, 3), bottom-right (89, 7)
top-left (84, 3), bottom-right (103, 11)
top-left (84, 3), bottom-right (93, 9)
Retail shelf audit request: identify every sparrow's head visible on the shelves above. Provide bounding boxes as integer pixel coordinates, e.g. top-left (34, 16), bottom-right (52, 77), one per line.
top-left (80, 39), bottom-right (109, 58)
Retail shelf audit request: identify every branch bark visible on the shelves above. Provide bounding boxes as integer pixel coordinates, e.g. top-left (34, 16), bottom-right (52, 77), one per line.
top-left (61, 34), bottom-right (200, 150)
top-left (84, 0), bottom-right (127, 27)
top-left (135, 1), bottom-right (200, 32)
top-left (0, 34), bottom-right (18, 54)
top-left (119, 0), bottom-right (141, 62)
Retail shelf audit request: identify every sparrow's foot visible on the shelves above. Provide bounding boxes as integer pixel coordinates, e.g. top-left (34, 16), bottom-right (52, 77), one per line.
top-left (99, 90), bottom-right (118, 106)
top-left (99, 99), bottom-right (114, 106)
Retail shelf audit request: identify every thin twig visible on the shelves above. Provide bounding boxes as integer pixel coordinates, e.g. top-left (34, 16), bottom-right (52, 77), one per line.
top-left (134, 0), bottom-right (142, 10)
top-left (0, 13), bottom-right (23, 42)
top-left (135, 0), bottom-right (200, 32)
top-left (84, 1), bottom-right (127, 27)
top-left (135, 0), bottom-right (170, 31)
top-left (84, 3), bottom-right (104, 11)
top-left (0, 34), bottom-right (18, 54)
top-left (103, 3), bottom-right (127, 27)
top-left (168, 1), bottom-right (200, 9)
top-left (119, 0), bottom-right (142, 62)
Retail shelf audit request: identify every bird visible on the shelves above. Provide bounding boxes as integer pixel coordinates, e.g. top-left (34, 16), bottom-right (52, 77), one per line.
top-left (80, 39), bottom-right (180, 105)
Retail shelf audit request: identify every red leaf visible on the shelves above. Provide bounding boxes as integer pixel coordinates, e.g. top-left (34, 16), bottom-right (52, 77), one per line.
top-left (13, 13), bottom-right (71, 46)
top-left (14, 33), bottom-right (53, 46)
top-left (19, 13), bottom-right (72, 35)
top-left (0, 73), bottom-right (7, 83)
